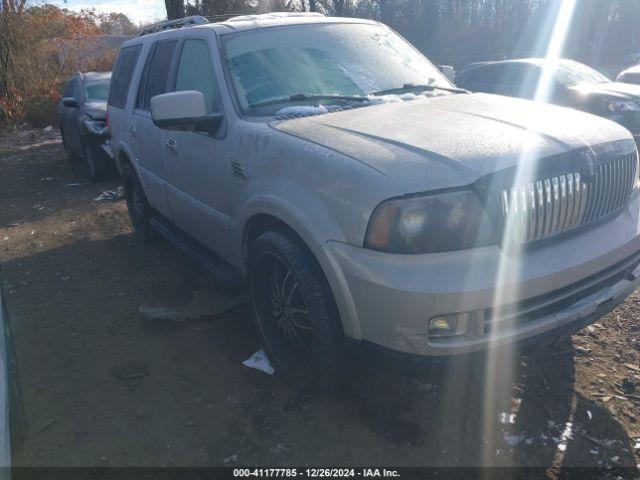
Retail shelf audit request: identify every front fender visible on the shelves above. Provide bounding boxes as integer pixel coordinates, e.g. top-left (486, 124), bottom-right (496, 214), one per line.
top-left (232, 187), bottom-right (363, 338)
top-left (232, 179), bottom-right (347, 267)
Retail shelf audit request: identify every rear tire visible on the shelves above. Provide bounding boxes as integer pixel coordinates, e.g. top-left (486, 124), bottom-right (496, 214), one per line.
top-left (122, 162), bottom-right (159, 244)
top-left (249, 230), bottom-right (345, 392)
top-left (83, 139), bottom-right (114, 181)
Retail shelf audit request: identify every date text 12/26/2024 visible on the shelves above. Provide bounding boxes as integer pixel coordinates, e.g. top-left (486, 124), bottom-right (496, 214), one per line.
top-left (233, 469), bottom-right (400, 478)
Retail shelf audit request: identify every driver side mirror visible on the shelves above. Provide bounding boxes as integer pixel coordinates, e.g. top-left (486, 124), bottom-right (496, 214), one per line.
top-left (151, 91), bottom-right (222, 135)
top-left (62, 97), bottom-right (79, 108)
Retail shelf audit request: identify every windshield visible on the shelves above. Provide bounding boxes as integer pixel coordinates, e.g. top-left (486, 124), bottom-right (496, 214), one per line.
top-left (84, 79), bottom-right (110, 102)
top-left (551, 60), bottom-right (610, 87)
top-left (222, 23), bottom-right (452, 115)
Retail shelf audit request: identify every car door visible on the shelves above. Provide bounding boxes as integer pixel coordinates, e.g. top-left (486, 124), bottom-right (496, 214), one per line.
top-left (59, 77), bottom-right (83, 154)
top-left (163, 34), bottom-right (232, 259)
top-left (129, 39), bottom-right (179, 220)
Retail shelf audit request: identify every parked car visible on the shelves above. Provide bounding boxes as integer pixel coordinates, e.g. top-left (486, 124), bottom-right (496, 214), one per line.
top-left (57, 72), bottom-right (116, 180)
top-left (109, 14), bottom-right (640, 391)
top-left (456, 58), bottom-right (640, 145)
top-left (617, 64), bottom-right (640, 86)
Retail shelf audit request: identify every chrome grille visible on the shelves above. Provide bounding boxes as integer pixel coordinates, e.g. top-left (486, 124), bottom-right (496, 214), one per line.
top-left (500, 152), bottom-right (638, 243)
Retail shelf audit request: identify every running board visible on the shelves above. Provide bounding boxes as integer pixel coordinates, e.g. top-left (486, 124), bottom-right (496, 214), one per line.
top-left (150, 216), bottom-right (245, 291)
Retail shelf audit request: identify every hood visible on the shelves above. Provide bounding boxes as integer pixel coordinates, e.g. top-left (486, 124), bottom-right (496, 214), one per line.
top-left (83, 101), bottom-right (107, 120)
top-left (569, 81), bottom-right (640, 100)
top-left (273, 93), bottom-right (634, 194)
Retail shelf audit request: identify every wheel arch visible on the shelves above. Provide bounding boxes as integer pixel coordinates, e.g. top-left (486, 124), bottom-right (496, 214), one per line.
top-left (113, 142), bottom-right (139, 179)
top-left (239, 208), bottom-right (361, 339)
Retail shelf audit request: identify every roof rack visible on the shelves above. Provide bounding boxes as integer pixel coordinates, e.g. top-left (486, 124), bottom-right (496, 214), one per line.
top-left (139, 15), bottom-right (209, 36)
top-left (224, 12), bottom-right (325, 23)
top-left (204, 13), bottom-right (247, 22)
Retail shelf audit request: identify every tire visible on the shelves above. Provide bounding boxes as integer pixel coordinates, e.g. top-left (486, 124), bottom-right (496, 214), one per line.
top-left (83, 139), bottom-right (114, 181)
top-left (249, 231), bottom-right (345, 391)
top-left (60, 128), bottom-right (82, 164)
top-left (122, 162), bottom-right (159, 244)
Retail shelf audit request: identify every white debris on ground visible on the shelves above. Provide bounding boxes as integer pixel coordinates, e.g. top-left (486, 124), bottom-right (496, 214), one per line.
top-left (93, 186), bottom-right (124, 202)
top-left (243, 349), bottom-right (275, 375)
top-left (497, 411), bottom-right (636, 468)
top-left (139, 290), bottom-right (247, 322)
top-left (556, 421), bottom-right (574, 452)
top-left (43, 126), bottom-right (53, 132)
top-left (499, 412), bottom-right (516, 424)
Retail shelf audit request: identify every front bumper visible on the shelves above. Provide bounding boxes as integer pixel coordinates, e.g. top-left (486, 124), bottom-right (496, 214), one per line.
top-left (318, 190), bottom-right (640, 357)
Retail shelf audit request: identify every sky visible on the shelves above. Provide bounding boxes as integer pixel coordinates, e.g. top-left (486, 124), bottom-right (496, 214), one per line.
top-left (53, 0), bottom-right (166, 24)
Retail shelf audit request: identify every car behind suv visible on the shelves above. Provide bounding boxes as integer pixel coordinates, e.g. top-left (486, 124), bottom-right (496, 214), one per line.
top-left (456, 58), bottom-right (640, 146)
top-left (58, 71), bottom-right (116, 180)
top-left (108, 14), bottom-right (640, 391)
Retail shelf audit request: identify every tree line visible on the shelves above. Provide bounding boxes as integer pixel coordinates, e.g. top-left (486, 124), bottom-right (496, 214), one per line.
top-left (166, 0), bottom-right (640, 69)
top-left (2, 0), bottom-right (639, 126)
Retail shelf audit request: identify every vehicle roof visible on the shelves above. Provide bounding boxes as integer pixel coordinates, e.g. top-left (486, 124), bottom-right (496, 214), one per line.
top-left (127, 14), bottom-right (380, 44)
top-left (214, 13), bottom-right (379, 33)
top-left (462, 58), bottom-right (581, 71)
top-left (620, 64), bottom-right (640, 75)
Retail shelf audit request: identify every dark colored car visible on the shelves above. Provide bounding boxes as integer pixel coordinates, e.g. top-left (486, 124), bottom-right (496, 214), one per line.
top-left (456, 58), bottom-right (640, 145)
top-left (57, 72), bottom-right (116, 180)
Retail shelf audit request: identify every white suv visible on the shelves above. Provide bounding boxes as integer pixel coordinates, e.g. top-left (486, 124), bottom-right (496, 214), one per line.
top-left (108, 13), bottom-right (640, 390)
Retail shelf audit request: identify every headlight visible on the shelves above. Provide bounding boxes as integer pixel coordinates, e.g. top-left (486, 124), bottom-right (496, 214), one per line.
top-left (364, 190), bottom-right (497, 254)
top-left (84, 119), bottom-right (108, 136)
top-left (607, 99), bottom-right (640, 113)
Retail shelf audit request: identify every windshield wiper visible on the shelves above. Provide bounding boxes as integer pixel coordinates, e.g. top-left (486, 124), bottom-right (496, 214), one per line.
top-left (249, 93), bottom-right (369, 109)
top-left (371, 83), bottom-right (469, 96)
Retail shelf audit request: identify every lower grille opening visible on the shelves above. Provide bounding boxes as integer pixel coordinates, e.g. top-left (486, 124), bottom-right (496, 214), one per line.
top-left (483, 253), bottom-right (640, 335)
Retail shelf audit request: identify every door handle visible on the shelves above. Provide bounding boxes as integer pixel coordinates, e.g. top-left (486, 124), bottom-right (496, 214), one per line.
top-left (128, 124), bottom-right (137, 137)
top-left (165, 137), bottom-right (178, 154)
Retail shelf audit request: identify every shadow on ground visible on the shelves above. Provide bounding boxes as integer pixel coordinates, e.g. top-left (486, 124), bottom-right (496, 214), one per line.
top-left (1, 135), bottom-right (637, 474)
top-left (4, 235), bottom-right (636, 470)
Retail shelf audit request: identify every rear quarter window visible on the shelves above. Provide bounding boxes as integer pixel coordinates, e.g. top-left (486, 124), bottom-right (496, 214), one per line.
top-left (108, 44), bottom-right (143, 109)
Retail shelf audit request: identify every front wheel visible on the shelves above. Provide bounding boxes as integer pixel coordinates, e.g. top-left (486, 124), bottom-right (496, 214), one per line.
top-left (249, 231), bottom-right (345, 391)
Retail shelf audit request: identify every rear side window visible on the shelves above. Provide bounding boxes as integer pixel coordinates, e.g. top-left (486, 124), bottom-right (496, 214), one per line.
top-left (137, 40), bottom-right (178, 111)
top-left (108, 44), bottom-right (142, 109)
top-left (174, 39), bottom-right (220, 113)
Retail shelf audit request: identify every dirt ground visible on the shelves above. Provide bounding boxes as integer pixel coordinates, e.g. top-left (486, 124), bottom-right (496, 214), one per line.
top-left (1, 128), bottom-right (639, 475)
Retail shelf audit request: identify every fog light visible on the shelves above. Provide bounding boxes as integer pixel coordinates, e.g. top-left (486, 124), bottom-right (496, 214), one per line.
top-left (428, 313), bottom-right (471, 338)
